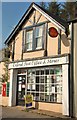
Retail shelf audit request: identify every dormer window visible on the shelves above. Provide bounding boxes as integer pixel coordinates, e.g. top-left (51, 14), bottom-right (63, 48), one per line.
top-left (23, 23), bottom-right (45, 52)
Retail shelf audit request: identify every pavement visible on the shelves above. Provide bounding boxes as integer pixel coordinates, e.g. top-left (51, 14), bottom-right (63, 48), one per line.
top-left (2, 106), bottom-right (51, 118)
top-left (1, 106), bottom-right (72, 119)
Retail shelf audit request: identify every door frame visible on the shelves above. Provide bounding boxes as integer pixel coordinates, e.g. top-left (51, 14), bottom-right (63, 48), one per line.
top-left (16, 73), bottom-right (27, 106)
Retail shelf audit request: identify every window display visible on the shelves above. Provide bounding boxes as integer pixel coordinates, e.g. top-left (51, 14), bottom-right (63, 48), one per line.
top-left (27, 66), bottom-right (62, 103)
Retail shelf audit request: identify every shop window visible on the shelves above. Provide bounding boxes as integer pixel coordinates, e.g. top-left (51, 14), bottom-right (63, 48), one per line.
top-left (27, 67), bottom-right (62, 103)
top-left (40, 76), bottom-right (44, 83)
top-left (50, 94), bottom-right (55, 102)
top-left (45, 70), bottom-right (49, 75)
top-left (40, 93), bottom-right (45, 101)
top-left (45, 93), bottom-right (49, 102)
top-left (36, 93), bottom-right (39, 101)
top-left (41, 70), bottom-right (44, 75)
top-left (36, 77), bottom-right (39, 83)
top-left (36, 71), bottom-right (39, 75)
top-left (36, 85), bottom-right (39, 91)
top-left (39, 85), bottom-right (44, 92)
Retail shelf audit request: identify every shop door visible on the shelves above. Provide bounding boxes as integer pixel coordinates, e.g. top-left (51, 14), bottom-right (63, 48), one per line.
top-left (17, 75), bottom-right (26, 106)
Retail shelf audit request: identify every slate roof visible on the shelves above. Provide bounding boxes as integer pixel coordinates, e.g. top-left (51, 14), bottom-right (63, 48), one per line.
top-left (67, 18), bottom-right (77, 23)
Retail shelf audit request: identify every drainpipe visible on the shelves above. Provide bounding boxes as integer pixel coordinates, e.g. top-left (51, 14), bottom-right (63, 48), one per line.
top-left (44, 22), bottom-right (48, 56)
top-left (69, 22), bottom-right (74, 117)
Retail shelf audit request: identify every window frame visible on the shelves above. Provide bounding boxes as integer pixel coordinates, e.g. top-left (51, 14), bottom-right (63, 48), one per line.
top-left (23, 23), bottom-right (45, 52)
top-left (35, 25), bottom-right (44, 50)
top-left (26, 29), bottom-right (33, 51)
top-left (27, 66), bottom-right (63, 103)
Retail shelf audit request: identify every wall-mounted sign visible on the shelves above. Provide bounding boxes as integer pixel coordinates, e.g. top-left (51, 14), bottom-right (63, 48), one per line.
top-left (9, 55), bottom-right (69, 69)
top-left (49, 27), bottom-right (58, 38)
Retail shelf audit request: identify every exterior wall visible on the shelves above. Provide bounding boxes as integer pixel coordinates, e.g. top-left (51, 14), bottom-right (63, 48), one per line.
top-left (14, 31), bottom-right (22, 61)
top-left (0, 62), bottom-right (9, 106)
top-left (23, 10), bottom-right (48, 59)
top-left (23, 50), bottom-right (44, 59)
top-left (2, 97), bottom-right (8, 106)
top-left (23, 10), bottom-right (48, 28)
top-left (0, 62), bottom-right (5, 78)
top-left (9, 69), bottom-right (17, 106)
top-left (62, 64), bottom-right (69, 115)
top-left (0, 62), bottom-right (4, 94)
top-left (8, 55), bottom-right (69, 115)
top-left (23, 10), bottom-right (70, 59)
top-left (61, 31), bottom-right (70, 54)
top-left (9, 9), bottom-right (70, 61)
top-left (32, 101), bottom-right (62, 113)
top-left (47, 22), bottom-right (58, 56)
top-left (73, 22), bottom-right (77, 117)
top-left (7, 7), bottom-right (70, 116)
top-left (36, 10), bottom-right (48, 23)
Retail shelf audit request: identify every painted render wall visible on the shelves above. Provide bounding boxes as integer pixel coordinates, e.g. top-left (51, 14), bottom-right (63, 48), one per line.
top-left (47, 22), bottom-right (58, 56)
top-left (73, 22), bottom-right (77, 117)
top-left (9, 9), bottom-right (70, 61)
top-left (14, 31), bottom-right (22, 61)
top-left (0, 62), bottom-right (5, 79)
top-left (23, 10), bottom-right (48, 59)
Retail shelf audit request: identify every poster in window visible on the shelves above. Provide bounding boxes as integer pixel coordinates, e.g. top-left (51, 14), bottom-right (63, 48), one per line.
top-left (32, 84), bottom-right (35, 90)
top-left (51, 86), bottom-right (55, 93)
top-left (18, 84), bottom-right (21, 91)
top-left (57, 85), bottom-right (62, 93)
top-left (22, 84), bottom-right (25, 88)
top-left (19, 77), bottom-right (22, 80)
top-left (27, 84), bottom-right (30, 89)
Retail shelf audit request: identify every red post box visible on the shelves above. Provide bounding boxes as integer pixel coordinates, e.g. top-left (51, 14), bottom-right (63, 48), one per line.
top-left (2, 83), bottom-right (6, 96)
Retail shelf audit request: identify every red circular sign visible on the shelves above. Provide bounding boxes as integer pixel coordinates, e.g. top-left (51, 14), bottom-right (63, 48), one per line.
top-left (49, 27), bottom-right (58, 38)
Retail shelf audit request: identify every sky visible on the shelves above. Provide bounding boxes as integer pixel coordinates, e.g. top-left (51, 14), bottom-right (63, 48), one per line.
top-left (2, 2), bottom-right (32, 50)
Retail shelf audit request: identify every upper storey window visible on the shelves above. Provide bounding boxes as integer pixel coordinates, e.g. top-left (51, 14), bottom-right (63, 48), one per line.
top-left (35, 25), bottom-right (43, 49)
top-left (26, 30), bottom-right (33, 51)
top-left (23, 24), bottom-right (45, 52)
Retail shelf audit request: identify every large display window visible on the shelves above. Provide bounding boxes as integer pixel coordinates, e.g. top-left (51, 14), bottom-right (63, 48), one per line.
top-left (27, 66), bottom-right (62, 103)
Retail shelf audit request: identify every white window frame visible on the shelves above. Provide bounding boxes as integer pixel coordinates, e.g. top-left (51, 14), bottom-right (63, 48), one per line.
top-left (26, 30), bottom-right (33, 51)
top-left (27, 66), bottom-right (62, 103)
top-left (35, 25), bottom-right (44, 50)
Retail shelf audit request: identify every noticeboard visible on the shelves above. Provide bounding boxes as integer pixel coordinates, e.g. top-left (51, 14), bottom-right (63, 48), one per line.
top-left (25, 94), bottom-right (33, 108)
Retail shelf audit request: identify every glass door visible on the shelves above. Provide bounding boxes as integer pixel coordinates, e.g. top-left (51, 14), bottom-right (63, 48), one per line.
top-left (17, 75), bottom-right (26, 106)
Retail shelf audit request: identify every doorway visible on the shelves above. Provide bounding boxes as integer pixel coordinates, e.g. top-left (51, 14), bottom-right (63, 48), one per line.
top-left (16, 75), bottom-right (26, 106)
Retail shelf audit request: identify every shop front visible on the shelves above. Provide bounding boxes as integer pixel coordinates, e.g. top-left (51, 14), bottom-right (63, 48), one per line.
top-left (8, 54), bottom-right (69, 115)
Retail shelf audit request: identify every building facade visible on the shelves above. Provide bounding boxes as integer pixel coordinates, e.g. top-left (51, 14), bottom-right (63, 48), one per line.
top-left (68, 19), bottom-right (77, 117)
top-left (5, 3), bottom-right (71, 116)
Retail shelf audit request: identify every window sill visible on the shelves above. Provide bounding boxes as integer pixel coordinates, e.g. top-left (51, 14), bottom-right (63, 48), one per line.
top-left (23, 48), bottom-right (44, 53)
top-left (36, 47), bottom-right (42, 50)
top-left (33, 100), bottom-right (62, 104)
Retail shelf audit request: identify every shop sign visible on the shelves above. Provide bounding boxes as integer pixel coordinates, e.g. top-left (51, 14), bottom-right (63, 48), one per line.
top-left (49, 27), bottom-right (58, 37)
top-left (9, 55), bottom-right (69, 69)
top-left (25, 94), bottom-right (33, 108)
